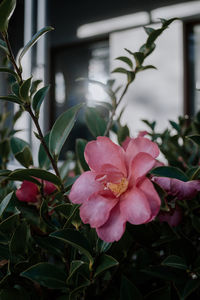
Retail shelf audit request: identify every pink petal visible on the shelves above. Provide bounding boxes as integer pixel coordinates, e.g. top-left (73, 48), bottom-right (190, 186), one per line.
top-left (138, 178), bottom-right (161, 221)
top-left (153, 177), bottom-right (200, 200)
top-left (85, 137), bottom-right (127, 176)
top-left (44, 181), bottom-right (57, 195)
top-left (69, 171), bottom-right (103, 204)
top-left (125, 137), bottom-right (159, 167)
top-left (120, 187), bottom-right (151, 225)
top-left (96, 204), bottom-right (126, 242)
top-left (137, 131), bottom-right (149, 137)
top-left (80, 194), bottom-right (118, 228)
top-left (158, 206), bottom-right (182, 227)
top-left (128, 153), bottom-right (156, 185)
top-left (122, 137), bottom-right (131, 151)
top-left (16, 181), bottom-right (39, 203)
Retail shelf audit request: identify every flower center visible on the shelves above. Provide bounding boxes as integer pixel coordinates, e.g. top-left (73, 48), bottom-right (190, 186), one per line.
top-left (107, 177), bottom-right (129, 198)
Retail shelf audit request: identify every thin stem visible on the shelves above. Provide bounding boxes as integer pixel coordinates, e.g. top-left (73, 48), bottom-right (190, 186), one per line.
top-left (26, 105), bottom-right (64, 190)
top-left (2, 32), bottom-right (23, 83)
top-left (104, 82), bottom-right (130, 136)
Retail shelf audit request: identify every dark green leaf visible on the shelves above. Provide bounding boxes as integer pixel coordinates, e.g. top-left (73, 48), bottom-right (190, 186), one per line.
top-left (18, 26), bottom-right (54, 70)
top-left (34, 236), bottom-right (65, 256)
top-left (97, 239), bottom-right (112, 253)
top-left (187, 135), bottom-right (200, 145)
top-left (67, 260), bottom-right (85, 283)
top-left (139, 43), bottom-right (156, 58)
top-left (94, 254), bottom-right (118, 277)
top-left (116, 56), bottom-right (133, 68)
top-left (76, 139), bottom-right (89, 172)
top-left (169, 120), bottom-right (180, 132)
top-left (150, 166), bottom-right (188, 182)
top-left (0, 95), bottom-right (22, 104)
top-left (175, 279), bottom-right (200, 300)
top-left (20, 262), bottom-right (67, 289)
top-left (127, 71), bottom-right (135, 83)
top-left (38, 133), bottom-right (51, 169)
top-left (49, 103), bottom-right (83, 158)
top-left (50, 229), bottom-right (94, 264)
top-left (0, 38), bottom-right (8, 53)
top-left (145, 286), bottom-right (171, 300)
top-left (0, 0), bottom-right (16, 32)
top-left (19, 77), bottom-right (32, 102)
top-left (120, 275), bottom-right (143, 300)
top-left (32, 85), bottom-right (49, 116)
top-left (85, 107), bottom-right (107, 137)
top-left (112, 67), bottom-right (128, 74)
top-left (10, 137), bottom-right (33, 168)
top-left (0, 67), bottom-right (19, 80)
top-left (0, 192), bottom-right (13, 217)
top-left (9, 221), bottom-right (29, 262)
top-left (9, 168), bottom-right (60, 186)
top-left (138, 65), bottom-right (156, 71)
top-left (144, 27), bottom-right (155, 35)
top-left (0, 209), bottom-right (20, 235)
top-left (117, 125), bottom-right (129, 144)
top-left (162, 255), bottom-right (187, 270)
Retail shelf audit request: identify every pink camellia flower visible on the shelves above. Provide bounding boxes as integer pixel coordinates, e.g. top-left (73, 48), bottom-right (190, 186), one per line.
top-left (16, 179), bottom-right (56, 203)
top-left (152, 177), bottom-right (200, 200)
top-left (69, 136), bottom-right (161, 242)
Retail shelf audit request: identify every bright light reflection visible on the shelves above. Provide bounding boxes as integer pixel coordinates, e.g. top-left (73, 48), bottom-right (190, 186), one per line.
top-left (151, 1), bottom-right (200, 21)
top-left (77, 12), bottom-right (149, 38)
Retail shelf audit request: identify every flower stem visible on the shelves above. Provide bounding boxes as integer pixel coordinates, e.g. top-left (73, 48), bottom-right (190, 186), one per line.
top-left (104, 82), bottom-right (130, 136)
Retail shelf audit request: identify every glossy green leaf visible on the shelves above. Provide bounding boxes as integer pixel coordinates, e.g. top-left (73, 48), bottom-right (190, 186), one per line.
top-left (76, 138), bottom-right (89, 172)
top-left (162, 255), bottom-right (187, 270)
top-left (116, 56), bottom-right (133, 68)
top-left (0, 0), bottom-right (16, 32)
top-left (32, 85), bottom-right (49, 116)
top-left (10, 137), bottom-right (33, 168)
top-left (146, 28), bottom-right (163, 48)
top-left (144, 27), bottom-right (155, 35)
top-left (11, 81), bottom-right (20, 97)
top-left (0, 67), bottom-right (19, 80)
top-left (9, 221), bottom-right (29, 262)
top-left (19, 77), bottom-right (32, 102)
top-left (138, 65), bottom-right (156, 71)
top-left (0, 95), bottom-right (22, 104)
top-left (0, 38), bottom-right (8, 53)
top-left (34, 236), bottom-right (65, 256)
top-left (20, 262), bottom-right (67, 289)
top-left (117, 125), bottom-right (129, 144)
top-left (9, 168), bottom-right (60, 186)
top-left (85, 107), bottom-right (106, 137)
top-left (0, 209), bottom-right (20, 235)
top-left (67, 260), bottom-right (85, 283)
top-left (50, 229), bottom-right (94, 264)
top-left (18, 26), bottom-right (54, 70)
top-left (150, 166), bottom-right (188, 182)
top-left (97, 239), bottom-right (112, 253)
top-left (139, 42), bottom-right (156, 58)
top-left (38, 133), bottom-right (51, 169)
top-left (112, 67), bottom-right (128, 74)
top-left (0, 191), bottom-right (13, 217)
top-left (187, 135), bottom-right (200, 145)
top-left (120, 275), bottom-right (143, 300)
top-left (94, 254), bottom-right (118, 277)
top-left (125, 49), bottom-right (144, 67)
top-left (49, 103), bottom-right (83, 158)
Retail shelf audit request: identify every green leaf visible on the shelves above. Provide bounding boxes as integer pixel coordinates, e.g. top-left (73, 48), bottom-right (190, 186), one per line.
top-left (0, 0), bottom-right (16, 32)
top-left (50, 229), bottom-right (94, 264)
top-left (150, 166), bottom-right (188, 182)
top-left (144, 27), bottom-right (155, 35)
top-left (0, 192), bottom-right (13, 217)
top-left (127, 71), bottom-right (135, 83)
top-left (38, 133), bottom-right (51, 169)
top-left (9, 168), bottom-right (61, 186)
top-left (117, 125), bottom-right (129, 144)
top-left (162, 255), bottom-right (188, 270)
top-left (187, 135), bottom-right (200, 145)
top-left (146, 28), bottom-right (164, 48)
top-left (76, 139), bottom-right (89, 172)
top-left (97, 239), bottom-right (112, 253)
top-left (85, 107), bottom-right (107, 137)
top-left (169, 120), bottom-right (180, 132)
top-left (0, 67), bottom-right (19, 80)
top-left (19, 77), bottom-right (32, 102)
top-left (0, 209), bottom-right (20, 235)
top-left (49, 103), bottom-right (83, 158)
top-left (18, 26), bottom-right (54, 70)
top-left (116, 56), bottom-right (133, 68)
top-left (112, 67), bottom-right (128, 74)
top-left (10, 137), bottom-right (33, 168)
top-left (9, 221), bottom-right (29, 262)
top-left (32, 85), bottom-right (49, 116)
top-left (94, 254), bottom-right (118, 278)
top-left (139, 42), bottom-right (156, 58)
top-left (175, 279), bottom-right (200, 300)
top-left (20, 262), bottom-right (67, 289)
top-left (120, 275), bottom-right (143, 300)
top-left (67, 260), bottom-right (85, 283)
top-left (145, 286), bottom-right (171, 300)
top-left (0, 38), bottom-right (8, 53)
top-left (34, 236), bottom-right (65, 256)
top-left (138, 65), bottom-right (156, 71)
top-left (0, 95), bottom-right (22, 104)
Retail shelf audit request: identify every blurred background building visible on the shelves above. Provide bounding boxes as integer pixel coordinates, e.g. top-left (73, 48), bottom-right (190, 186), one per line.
top-left (0, 0), bottom-right (200, 157)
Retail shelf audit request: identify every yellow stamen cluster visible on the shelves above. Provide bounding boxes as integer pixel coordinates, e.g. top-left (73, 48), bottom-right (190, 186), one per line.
top-left (107, 177), bottom-right (128, 198)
